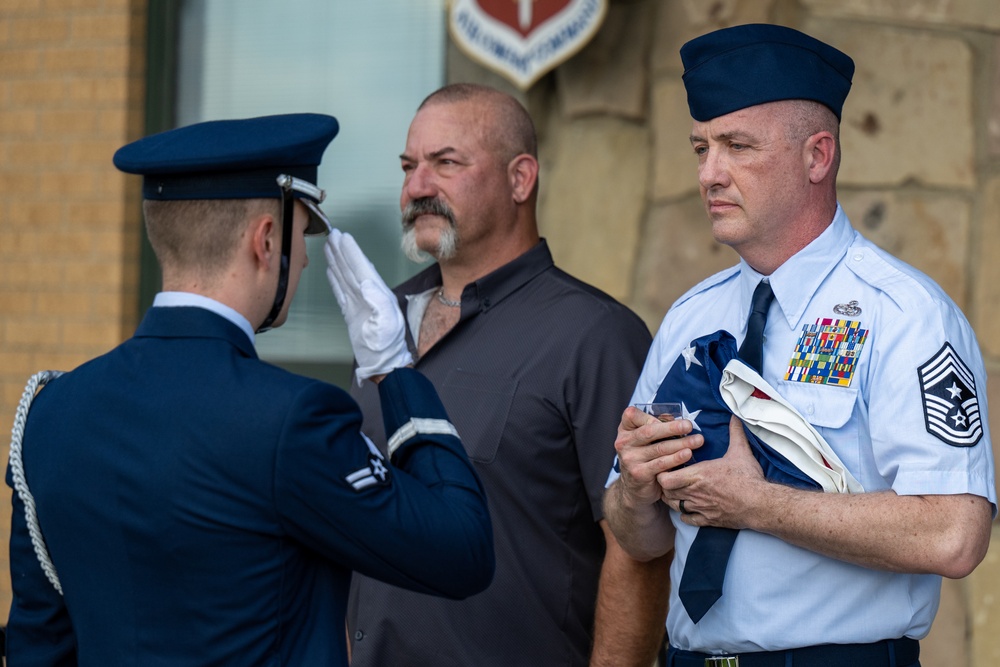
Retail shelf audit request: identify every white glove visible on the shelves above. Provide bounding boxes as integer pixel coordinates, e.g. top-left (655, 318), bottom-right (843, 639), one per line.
top-left (324, 229), bottom-right (413, 385)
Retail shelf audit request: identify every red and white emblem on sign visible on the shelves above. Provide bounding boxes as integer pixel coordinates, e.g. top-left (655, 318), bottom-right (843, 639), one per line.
top-left (449, 0), bottom-right (608, 90)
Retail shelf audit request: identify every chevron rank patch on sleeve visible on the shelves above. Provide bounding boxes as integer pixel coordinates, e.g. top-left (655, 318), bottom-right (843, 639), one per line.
top-left (918, 342), bottom-right (983, 447)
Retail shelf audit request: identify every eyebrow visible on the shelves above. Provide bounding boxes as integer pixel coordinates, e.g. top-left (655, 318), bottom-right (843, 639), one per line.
top-left (399, 147), bottom-right (459, 162)
top-left (690, 130), bottom-right (759, 145)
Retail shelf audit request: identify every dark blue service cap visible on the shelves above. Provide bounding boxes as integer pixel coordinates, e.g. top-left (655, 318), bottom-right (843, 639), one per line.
top-left (113, 113), bottom-right (339, 233)
top-left (680, 24), bottom-right (854, 121)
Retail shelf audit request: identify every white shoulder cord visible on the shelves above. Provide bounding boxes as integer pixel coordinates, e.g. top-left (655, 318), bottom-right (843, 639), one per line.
top-left (9, 370), bottom-right (65, 595)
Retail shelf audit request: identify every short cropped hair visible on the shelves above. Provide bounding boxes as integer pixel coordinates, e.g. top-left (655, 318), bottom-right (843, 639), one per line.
top-left (143, 198), bottom-right (280, 277)
top-left (778, 99), bottom-right (842, 175)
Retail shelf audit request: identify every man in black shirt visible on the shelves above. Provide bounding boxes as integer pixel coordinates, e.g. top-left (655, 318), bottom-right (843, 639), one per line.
top-left (343, 84), bottom-right (667, 666)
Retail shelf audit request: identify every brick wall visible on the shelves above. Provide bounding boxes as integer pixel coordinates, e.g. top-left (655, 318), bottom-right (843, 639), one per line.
top-left (0, 0), bottom-right (146, 618)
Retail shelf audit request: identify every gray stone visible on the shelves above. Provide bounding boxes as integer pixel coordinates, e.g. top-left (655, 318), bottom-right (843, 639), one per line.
top-left (838, 190), bottom-right (971, 309)
top-left (805, 19), bottom-right (975, 189)
top-left (969, 536), bottom-right (1000, 665)
top-left (972, 176), bottom-right (1000, 359)
top-left (557, 0), bottom-right (653, 121)
top-left (802, 0), bottom-right (1000, 32)
top-left (921, 577), bottom-right (969, 667)
top-left (538, 114), bottom-right (650, 302)
top-left (651, 77), bottom-right (699, 202)
top-left (651, 0), bottom-right (776, 77)
top-left (990, 37), bottom-right (1000, 158)
top-left (632, 197), bottom-right (739, 328)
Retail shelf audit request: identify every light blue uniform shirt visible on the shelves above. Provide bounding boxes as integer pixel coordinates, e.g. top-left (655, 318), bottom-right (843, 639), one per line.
top-left (152, 292), bottom-right (256, 345)
top-left (610, 205), bottom-right (996, 652)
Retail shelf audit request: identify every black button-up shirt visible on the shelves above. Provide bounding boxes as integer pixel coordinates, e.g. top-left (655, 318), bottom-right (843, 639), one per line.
top-left (348, 240), bottom-right (651, 666)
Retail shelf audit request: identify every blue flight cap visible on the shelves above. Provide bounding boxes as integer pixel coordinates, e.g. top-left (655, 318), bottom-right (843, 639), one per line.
top-left (113, 113), bottom-right (339, 234)
top-left (680, 24), bottom-right (854, 121)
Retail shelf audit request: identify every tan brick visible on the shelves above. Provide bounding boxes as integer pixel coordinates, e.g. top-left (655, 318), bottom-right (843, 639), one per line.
top-left (63, 260), bottom-right (123, 288)
top-left (0, 109), bottom-right (37, 135)
top-left (45, 230), bottom-right (95, 257)
top-left (0, 292), bottom-right (35, 315)
top-left (71, 13), bottom-right (130, 42)
top-left (69, 320), bottom-right (124, 348)
top-left (4, 317), bottom-right (61, 347)
top-left (67, 139), bottom-right (121, 165)
top-left (0, 171), bottom-right (38, 196)
top-left (33, 350), bottom-right (90, 372)
top-left (0, 47), bottom-right (39, 75)
top-left (37, 171), bottom-right (97, 197)
top-left (67, 78), bottom-right (127, 105)
top-left (96, 170), bottom-right (133, 198)
top-left (90, 291), bottom-right (126, 318)
top-left (0, 350), bottom-right (37, 378)
top-left (38, 109), bottom-right (99, 135)
top-left (6, 200), bottom-right (64, 228)
top-left (42, 0), bottom-right (105, 11)
top-left (0, 0), bottom-right (43, 11)
top-left (7, 16), bottom-right (70, 43)
top-left (35, 291), bottom-right (94, 317)
top-left (0, 229), bottom-right (40, 255)
top-left (43, 46), bottom-right (130, 74)
top-left (66, 201), bottom-right (124, 229)
top-left (0, 261), bottom-right (65, 289)
top-left (7, 79), bottom-right (71, 106)
top-left (95, 107), bottom-right (129, 137)
top-left (7, 140), bottom-right (69, 165)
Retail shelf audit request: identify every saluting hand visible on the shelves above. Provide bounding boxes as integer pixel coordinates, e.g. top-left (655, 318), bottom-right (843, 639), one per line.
top-left (324, 229), bottom-right (413, 384)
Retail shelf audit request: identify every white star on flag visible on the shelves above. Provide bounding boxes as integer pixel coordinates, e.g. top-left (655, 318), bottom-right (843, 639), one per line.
top-left (681, 345), bottom-right (703, 371)
top-left (682, 402), bottom-right (702, 431)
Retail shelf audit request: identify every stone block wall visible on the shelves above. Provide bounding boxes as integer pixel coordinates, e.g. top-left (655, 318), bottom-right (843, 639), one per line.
top-left (0, 0), bottom-right (146, 618)
top-left (450, 0), bottom-right (1000, 664)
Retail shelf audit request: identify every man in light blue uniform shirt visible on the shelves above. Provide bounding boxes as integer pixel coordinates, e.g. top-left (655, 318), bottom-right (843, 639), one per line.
top-left (604, 24), bottom-right (996, 667)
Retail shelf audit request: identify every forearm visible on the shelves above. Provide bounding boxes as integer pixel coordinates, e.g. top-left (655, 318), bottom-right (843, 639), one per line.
top-left (604, 479), bottom-right (675, 561)
top-left (743, 486), bottom-right (992, 577)
top-left (591, 523), bottom-right (671, 667)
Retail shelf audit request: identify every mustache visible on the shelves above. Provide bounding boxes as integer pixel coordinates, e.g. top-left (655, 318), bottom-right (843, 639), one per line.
top-left (402, 197), bottom-right (457, 228)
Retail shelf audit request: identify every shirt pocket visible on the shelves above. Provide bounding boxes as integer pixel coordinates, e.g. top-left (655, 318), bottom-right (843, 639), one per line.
top-left (777, 380), bottom-right (861, 475)
top-left (438, 369), bottom-right (518, 464)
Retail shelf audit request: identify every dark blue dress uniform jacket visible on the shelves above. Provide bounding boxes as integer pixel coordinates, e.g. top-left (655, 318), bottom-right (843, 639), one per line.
top-left (5, 306), bottom-right (494, 666)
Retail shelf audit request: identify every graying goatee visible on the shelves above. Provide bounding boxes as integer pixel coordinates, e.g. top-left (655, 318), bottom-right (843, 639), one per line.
top-left (401, 197), bottom-right (459, 263)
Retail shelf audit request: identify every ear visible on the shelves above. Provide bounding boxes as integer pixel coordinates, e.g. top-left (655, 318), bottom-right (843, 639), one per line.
top-left (805, 131), bottom-right (836, 184)
top-left (508, 154), bottom-right (539, 204)
top-left (249, 213), bottom-right (278, 270)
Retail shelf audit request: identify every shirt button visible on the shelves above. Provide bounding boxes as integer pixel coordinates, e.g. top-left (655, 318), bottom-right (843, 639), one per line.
top-left (853, 252), bottom-right (863, 262)
top-left (806, 403), bottom-right (815, 415)
top-left (354, 631), bottom-right (365, 641)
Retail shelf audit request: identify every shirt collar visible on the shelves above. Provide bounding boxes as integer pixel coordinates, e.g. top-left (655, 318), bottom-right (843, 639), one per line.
top-left (153, 292), bottom-right (256, 345)
top-left (399, 239), bottom-right (554, 316)
top-left (739, 204), bottom-right (857, 330)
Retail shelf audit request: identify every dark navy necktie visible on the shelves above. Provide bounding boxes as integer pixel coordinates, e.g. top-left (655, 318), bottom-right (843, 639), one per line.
top-left (678, 279), bottom-right (774, 623)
